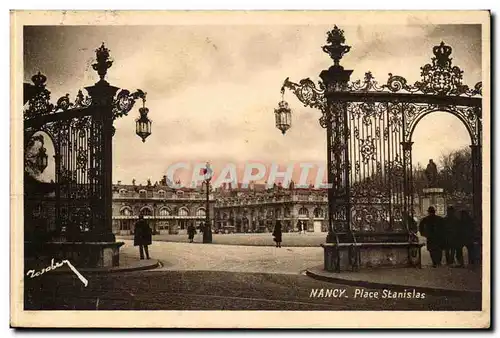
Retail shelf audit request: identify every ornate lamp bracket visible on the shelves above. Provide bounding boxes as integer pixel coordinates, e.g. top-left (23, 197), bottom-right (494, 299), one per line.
top-left (112, 89), bottom-right (147, 120)
top-left (281, 77), bottom-right (326, 111)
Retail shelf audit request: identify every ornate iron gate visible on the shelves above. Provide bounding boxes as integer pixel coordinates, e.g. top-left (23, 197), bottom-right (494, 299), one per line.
top-left (24, 44), bottom-right (149, 243)
top-left (280, 27), bottom-right (482, 264)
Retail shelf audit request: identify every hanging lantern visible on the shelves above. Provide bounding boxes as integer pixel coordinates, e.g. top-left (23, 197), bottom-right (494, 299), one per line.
top-left (36, 146), bottom-right (48, 173)
top-left (135, 98), bottom-right (152, 142)
top-left (274, 88), bottom-right (292, 135)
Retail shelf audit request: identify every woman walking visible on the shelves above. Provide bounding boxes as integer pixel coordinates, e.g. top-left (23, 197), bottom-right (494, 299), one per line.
top-left (272, 221), bottom-right (283, 248)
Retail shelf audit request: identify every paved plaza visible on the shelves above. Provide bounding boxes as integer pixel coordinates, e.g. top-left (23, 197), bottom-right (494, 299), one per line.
top-left (25, 237), bottom-right (482, 311)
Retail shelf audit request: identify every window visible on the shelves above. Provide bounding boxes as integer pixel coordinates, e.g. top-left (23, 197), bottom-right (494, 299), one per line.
top-left (120, 207), bottom-right (132, 216)
top-left (140, 207), bottom-right (152, 216)
top-left (159, 207), bottom-right (171, 216)
top-left (284, 207), bottom-right (291, 217)
top-left (139, 189), bottom-right (147, 198)
top-left (299, 207), bottom-right (309, 217)
top-left (196, 208), bottom-right (206, 217)
top-left (119, 189), bottom-right (127, 196)
top-left (158, 190), bottom-right (166, 198)
top-left (314, 207), bottom-right (324, 218)
top-left (178, 207), bottom-right (189, 216)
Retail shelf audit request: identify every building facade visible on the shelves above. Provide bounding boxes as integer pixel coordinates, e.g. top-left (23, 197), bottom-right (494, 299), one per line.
top-left (111, 179), bottom-right (216, 235)
top-left (214, 183), bottom-right (329, 233)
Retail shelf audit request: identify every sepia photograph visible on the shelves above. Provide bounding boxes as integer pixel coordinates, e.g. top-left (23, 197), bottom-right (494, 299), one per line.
top-left (10, 10), bottom-right (490, 328)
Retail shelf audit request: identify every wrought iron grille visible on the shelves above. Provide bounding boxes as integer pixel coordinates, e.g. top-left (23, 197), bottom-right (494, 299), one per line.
top-left (281, 26), bottom-right (482, 243)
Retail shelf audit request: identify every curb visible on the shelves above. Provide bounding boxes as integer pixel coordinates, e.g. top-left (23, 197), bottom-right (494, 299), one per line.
top-left (305, 268), bottom-right (481, 298)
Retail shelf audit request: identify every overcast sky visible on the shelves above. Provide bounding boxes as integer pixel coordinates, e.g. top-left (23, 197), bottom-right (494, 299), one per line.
top-left (24, 24), bottom-right (481, 185)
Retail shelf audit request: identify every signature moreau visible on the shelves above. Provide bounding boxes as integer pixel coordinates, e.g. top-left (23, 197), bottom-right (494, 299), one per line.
top-left (26, 258), bottom-right (89, 287)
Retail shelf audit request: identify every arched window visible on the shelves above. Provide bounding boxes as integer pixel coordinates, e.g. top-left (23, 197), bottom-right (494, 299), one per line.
top-left (196, 208), bottom-right (206, 217)
top-left (178, 207), bottom-right (189, 216)
top-left (158, 190), bottom-right (166, 198)
top-left (120, 206), bottom-right (132, 216)
top-left (139, 189), bottom-right (147, 198)
top-left (159, 207), bottom-right (171, 216)
top-left (314, 207), bottom-right (324, 218)
top-left (298, 207), bottom-right (309, 217)
top-left (140, 206), bottom-right (152, 216)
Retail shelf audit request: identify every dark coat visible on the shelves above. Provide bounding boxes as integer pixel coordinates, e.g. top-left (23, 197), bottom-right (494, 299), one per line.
top-left (419, 214), bottom-right (445, 250)
top-left (134, 219), bottom-right (152, 246)
top-left (272, 223), bottom-right (282, 242)
top-left (443, 214), bottom-right (460, 248)
top-left (459, 213), bottom-right (475, 246)
top-left (187, 225), bottom-right (196, 239)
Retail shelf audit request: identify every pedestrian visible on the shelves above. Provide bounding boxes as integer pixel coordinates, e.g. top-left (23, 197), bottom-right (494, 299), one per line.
top-left (134, 214), bottom-right (152, 260)
top-left (303, 221), bottom-right (307, 234)
top-left (419, 206), bottom-right (445, 268)
top-left (459, 210), bottom-right (476, 266)
top-left (187, 223), bottom-right (196, 243)
top-left (443, 206), bottom-right (459, 266)
top-left (297, 220), bottom-right (302, 234)
top-left (273, 221), bottom-right (283, 248)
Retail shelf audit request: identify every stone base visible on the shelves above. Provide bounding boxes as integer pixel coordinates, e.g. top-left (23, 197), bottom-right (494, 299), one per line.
top-left (25, 241), bottom-right (125, 269)
top-left (321, 242), bottom-right (425, 272)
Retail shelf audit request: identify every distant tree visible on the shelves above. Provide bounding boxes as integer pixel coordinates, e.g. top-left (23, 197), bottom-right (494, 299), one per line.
top-left (412, 147), bottom-right (472, 195)
top-left (24, 134), bottom-right (45, 178)
top-left (437, 147), bottom-right (472, 195)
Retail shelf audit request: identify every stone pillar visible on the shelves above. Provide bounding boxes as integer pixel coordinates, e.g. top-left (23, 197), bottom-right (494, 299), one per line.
top-left (470, 144), bottom-right (482, 264)
top-left (85, 80), bottom-right (119, 243)
top-left (421, 188), bottom-right (447, 217)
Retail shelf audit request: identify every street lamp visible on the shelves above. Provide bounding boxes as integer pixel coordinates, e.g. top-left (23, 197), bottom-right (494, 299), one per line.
top-left (135, 96), bottom-right (152, 142)
top-left (274, 86), bottom-right (292, 135)
top-left (35, 145), bottom-right (48, 173)
top-left (202, 162), bottom-right (213, 243)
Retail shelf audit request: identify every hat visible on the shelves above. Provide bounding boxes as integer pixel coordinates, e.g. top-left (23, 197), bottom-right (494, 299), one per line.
top-left (427, 206), bottom-right (436, 213)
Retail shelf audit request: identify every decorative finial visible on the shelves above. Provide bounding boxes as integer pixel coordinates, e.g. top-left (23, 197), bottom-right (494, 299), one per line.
top-left (31, 71), bottom-right (47, 87)
top-left (322, 25), bottom-right (351, 68)
top-left (92, 42), bottom-right (113, 81)
top-left (432, 41), bottom-right (453, 68)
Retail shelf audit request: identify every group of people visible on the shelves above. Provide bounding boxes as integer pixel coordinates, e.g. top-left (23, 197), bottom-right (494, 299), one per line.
top-left (419, 206), bottom-right (477, 268)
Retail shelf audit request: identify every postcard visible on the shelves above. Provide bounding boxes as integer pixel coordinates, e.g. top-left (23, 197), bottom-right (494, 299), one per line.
top-left (11, 10), bottom-right (490, 328)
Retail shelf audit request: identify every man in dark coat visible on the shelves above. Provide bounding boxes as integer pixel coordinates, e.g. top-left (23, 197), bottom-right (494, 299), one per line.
top-left (419, 206), bottom-right (445, 267)
top-left (297, 220), bottom-right (302, 234)
top-left (273, 221), bottom-right (283, 248)
top-left (442, 206), bottom-right (459, 265)
top-left (134, 215), bottom-right (152, 259)
top-left (187, 223), bottom-right (197, 243)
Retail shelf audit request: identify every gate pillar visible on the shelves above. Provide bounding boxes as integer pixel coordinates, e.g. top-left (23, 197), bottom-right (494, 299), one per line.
top-left (85, 80), bottom-right (119, 242)
top-left (470, 144), bottom-right (482, 262)
top-left (320, 65), bottom-right (353, 243)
